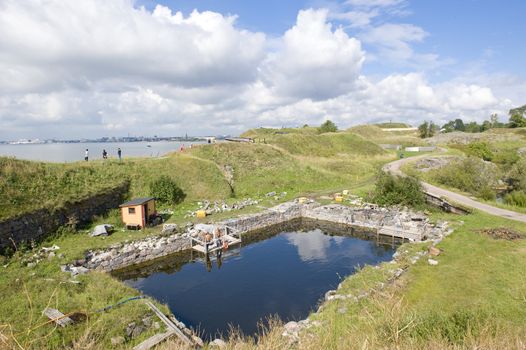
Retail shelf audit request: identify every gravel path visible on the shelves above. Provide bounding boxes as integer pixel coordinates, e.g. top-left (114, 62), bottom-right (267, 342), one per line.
top-left (383, 155), bottom-right (526, 223)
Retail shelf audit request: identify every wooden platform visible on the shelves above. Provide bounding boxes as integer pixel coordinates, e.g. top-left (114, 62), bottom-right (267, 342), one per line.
top-left (191, 227), bottom-right (242, 254)
top-left (42, 308), bottom-right (73, 328)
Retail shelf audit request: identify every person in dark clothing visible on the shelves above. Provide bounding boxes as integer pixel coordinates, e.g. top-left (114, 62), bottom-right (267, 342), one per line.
top-left (84, 149), bottom-right (89, 161)
top-left (117, 148), bottom-right (122, 161)
top-left (102, 149), bottom-right (108, 159)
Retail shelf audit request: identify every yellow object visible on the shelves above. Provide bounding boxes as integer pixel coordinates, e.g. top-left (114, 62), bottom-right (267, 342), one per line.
top-left (342, 190), bottom-right (349, 196)
top-left (335, 196), bottom-right (343, 203)
top-left (298, 197), bottom-right (308, 204)
top-left (196, 210), bottom-right (207, 218)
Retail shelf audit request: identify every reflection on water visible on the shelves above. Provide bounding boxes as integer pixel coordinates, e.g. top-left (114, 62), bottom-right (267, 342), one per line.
top-left (116, 220), bottom-right (396, 340)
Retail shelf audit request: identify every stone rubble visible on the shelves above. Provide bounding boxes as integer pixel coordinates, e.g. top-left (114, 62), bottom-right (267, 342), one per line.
top-left (185, 198), bottom-right (260, 218)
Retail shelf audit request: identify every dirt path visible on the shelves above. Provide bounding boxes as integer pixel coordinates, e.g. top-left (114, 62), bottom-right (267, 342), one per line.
top-left (383, 155), bottom-right (526, 223)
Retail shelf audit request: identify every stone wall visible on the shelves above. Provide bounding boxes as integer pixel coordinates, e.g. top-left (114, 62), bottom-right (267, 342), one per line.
top-left (84, 201), bottom-right (449, 273)
top-left (86, 234), bottom-right (192, 271)
top-left (0, 181), bottom-right (130, 252)
top-left (86, 202), bottom-right (307, 272)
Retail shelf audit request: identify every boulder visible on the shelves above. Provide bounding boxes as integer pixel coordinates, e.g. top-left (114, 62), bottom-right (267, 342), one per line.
top-left (161, 224), bottom-right (178, 235)
top-left (111, 336), bottom-right (125, 346)
top-left (90, 224), bottom-right (113, 237)
top-left (428, 258), bottom-right (439, 266)
top-left (210, 339), bottom-right (227, 348)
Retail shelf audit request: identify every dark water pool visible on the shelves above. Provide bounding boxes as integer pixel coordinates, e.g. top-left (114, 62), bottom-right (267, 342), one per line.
top-left (117, 221), bottom-right (396, 340)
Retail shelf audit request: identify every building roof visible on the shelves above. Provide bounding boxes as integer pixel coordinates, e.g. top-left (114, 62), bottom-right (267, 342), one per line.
top-left (120, 197), bottom-right (155, 207)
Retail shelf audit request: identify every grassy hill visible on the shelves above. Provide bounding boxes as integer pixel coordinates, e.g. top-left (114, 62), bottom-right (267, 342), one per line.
top-left (1, 128), bottom-right (395, 221)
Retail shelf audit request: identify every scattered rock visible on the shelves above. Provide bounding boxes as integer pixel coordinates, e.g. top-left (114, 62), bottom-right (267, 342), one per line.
top-left (126, 323), bottom-right (136, 338)
top-left (428, 258), bottom-right (439, 266)
top-left (126, 322), bottom-right (144, 339)
top-left (210, 339), bottom-right (227, 348)
top-left (111, 336), bottom-right (125, 346)
top-left (142, 316), bottom-right (152, 328)
top-left (337, 307), bottom-right (347, 314)
top-left (284, 321), bottom-right (299, 334)
top-left (161, 224), bottom-right (178, 235)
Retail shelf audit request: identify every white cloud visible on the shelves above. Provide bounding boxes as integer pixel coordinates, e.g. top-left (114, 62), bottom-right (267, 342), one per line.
top-left (345, 0), bottom-right (405, 8)
top-left (0, 0), bottom-right (266, 93)
top-left (0, 1), bottom-right (514, 139)
top-left (261, 9), bottom-right (365, 100)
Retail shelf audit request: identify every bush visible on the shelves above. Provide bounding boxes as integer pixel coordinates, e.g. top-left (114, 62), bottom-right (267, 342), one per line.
top-left (478, 186), bottom-right (496, 201)
top-left (466, 142), bottom-right (493, 161)
top-left (504, 191), bottom-right (526, 208)
top-left (369, 172), bottom-right (425, 207)
top-left (149, 175), bottom-right (186, 205)
top-left (509, 157), bottom-right (526, 191)
top-left (318, 120), bottom-right (338, 134)
top-left (430, 157), bottom-right (499, 197)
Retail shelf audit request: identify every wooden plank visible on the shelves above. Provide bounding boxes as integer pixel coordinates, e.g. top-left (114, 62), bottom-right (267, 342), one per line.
top-left (42, 308), bottom-right (73, 328)
top-left (133, 330), bottom-right (176, 350)
top-left (144, 301), bottom-right (194, 347)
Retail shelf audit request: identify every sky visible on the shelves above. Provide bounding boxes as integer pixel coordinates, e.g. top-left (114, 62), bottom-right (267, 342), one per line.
top-left (0, 0), bottom-right (525, 140)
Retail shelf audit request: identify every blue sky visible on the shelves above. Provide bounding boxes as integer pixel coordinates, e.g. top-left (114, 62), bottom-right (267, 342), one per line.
top-left (138, 0), bottom-right (526, 79)
top-left (0, 0), bottom-right (525, 139)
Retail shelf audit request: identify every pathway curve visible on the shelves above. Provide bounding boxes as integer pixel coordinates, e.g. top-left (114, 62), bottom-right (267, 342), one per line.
top-left (383, 154), bottom-right (526, 223)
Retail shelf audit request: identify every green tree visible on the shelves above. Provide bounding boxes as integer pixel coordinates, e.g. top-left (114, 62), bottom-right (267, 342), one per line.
top-left (454, 118), bottom-right (466, 131)
top-left (465, 121), bottom-right (482, 133)
top-left (509, 114), bottom-right (526, 128)
top-left (481, 120), bottom-right (492, 131)
top-left (418, 121), bottom-right (438, 138)
top-left (318, 120), bottom-right (338, 133)
top-left (442, 120), bottom-right (455, 133)
top-left (149, 175), bottom-right (186, 205)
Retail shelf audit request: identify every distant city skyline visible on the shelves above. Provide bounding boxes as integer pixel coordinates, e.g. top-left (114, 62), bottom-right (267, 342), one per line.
top-left (0, 0), bottom-right (525, 140)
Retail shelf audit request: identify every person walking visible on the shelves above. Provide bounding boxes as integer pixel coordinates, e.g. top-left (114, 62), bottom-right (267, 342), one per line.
top-left (84, 149), bottom-right (89, 161)
top-left (117, 147), bottom-right (122, 161)
top-left (102, 149), bottom-right (108, 159)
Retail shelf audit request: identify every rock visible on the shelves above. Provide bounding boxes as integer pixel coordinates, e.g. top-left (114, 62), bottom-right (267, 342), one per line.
top-left (284, 321), bottom-right (299, 334)
top-left (57, 253), bottom-right (65, 259)
top-left (324, 290), bottom-right (336, 301)
top-left (90, 224), bottom-right (113, 237)
top-left (131, 325), bottom-right (144, 339)
top-left (74, 259), bottom-right (86, 266)
top-left (126, 323), bottom-right (136, 338)
top-left (111, 336), bottom-right (125, 345)
top-left (428, 258), bottom-right (439, 266)
top-left (265, 191), bottom-right (276, 197)
top-left (429, 246), bottom-right (441, 256)
top-left (142, 316), bottom-right (152, 328)
top-left (337, 307), bottom-right (347, 314)
top-left (210, 339), bottom-right (227, 348)
top-left (47, 252), bottom-right (55, 260)
top-left (27, 262), bottom-right (36, 268)
top-left (153, 321), bottom-right (160, 330)
top-left (192, 335), bottom-right (204, 347)
top-left (161, 224), bottom-right (178, 235)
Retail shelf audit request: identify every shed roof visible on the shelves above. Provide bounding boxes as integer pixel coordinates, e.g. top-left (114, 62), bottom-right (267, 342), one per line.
top-left (120, 197), bottom-right (155, 207)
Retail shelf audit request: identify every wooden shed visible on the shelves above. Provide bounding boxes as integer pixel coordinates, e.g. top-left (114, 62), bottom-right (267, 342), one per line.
top-left (120, 197), bottom-right (156, 229)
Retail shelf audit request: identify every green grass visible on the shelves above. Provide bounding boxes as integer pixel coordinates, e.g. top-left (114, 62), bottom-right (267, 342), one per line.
top-left (3, 126), bottom-right (526, 349)
top-left (375, 122), bottom-right (413, 129)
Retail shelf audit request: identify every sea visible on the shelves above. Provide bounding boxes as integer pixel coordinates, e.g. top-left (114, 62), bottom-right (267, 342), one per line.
top-left (0, 141), bottom-right (205, 163)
